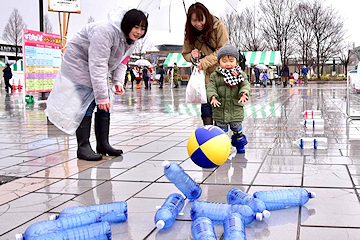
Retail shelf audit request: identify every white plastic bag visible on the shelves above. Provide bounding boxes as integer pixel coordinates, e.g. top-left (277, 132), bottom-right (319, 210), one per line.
top-left (186, 68), bottom-right (207, 104)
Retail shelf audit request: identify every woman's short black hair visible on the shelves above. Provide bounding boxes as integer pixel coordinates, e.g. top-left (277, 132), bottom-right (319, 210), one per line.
top-left (121, 9), bottom-right (148, 39)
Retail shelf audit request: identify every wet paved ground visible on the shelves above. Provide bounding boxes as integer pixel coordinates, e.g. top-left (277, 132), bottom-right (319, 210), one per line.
top-left (0, 81), bottom-right (360, 239)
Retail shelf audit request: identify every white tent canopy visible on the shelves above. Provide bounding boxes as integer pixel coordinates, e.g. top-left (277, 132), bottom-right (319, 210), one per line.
top-left (242, 51), bottom-right (282, 66)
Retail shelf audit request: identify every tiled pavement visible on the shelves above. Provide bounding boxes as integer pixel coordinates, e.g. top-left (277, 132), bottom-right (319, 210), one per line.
top-left (0, 82), bottom-right (360, 239)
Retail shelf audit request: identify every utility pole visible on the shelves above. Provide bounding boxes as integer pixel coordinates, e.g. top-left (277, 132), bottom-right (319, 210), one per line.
top-left (39, 0), bottom-right (44, 32)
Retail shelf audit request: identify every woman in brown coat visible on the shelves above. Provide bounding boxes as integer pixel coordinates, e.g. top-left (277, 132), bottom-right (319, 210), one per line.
top-left (182, 2), bottom-right (229, 125)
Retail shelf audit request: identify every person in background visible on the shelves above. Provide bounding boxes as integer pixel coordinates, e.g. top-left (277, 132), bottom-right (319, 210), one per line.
top-left (302, 65), bottom-right (309, 84)
top-left (268, 66), bottom-right (274, 86)
top-left (173, 62), bottom-right (179, 88)
top-left (134, 66), bottom-right (142, 89)
top-left (207, 44), bottom-right (250, 153)
top-left (182, 2), bottom-right (229, 125)
top-left (254, 67), bottom-right (260, 86)
top-left (45, 7), bottom-right (148, 161)
top-left (158, 65), bottom-right (165, 89)
top-left (142, 66), bottom-right (150, 89)
top-left (262, 70), bottom-right (269, 87)
top-left (289, 72), bottom-right (295, 87)
top-left (281, 64), bottom-right (290, 87)
top-left (129, 66), bottom-right (135, 89)
top-left (2, 63), bottom-right (13, 92)
top-left (293, 71), bottom-right (299, 85)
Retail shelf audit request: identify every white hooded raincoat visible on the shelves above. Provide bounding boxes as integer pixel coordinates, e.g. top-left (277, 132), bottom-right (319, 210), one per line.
top-left (45, 7), bottom-right (136, 135)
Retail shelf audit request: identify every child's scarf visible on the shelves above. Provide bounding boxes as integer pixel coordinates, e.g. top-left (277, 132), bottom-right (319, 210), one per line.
top-left (218, 65), bottom-right (245, 87)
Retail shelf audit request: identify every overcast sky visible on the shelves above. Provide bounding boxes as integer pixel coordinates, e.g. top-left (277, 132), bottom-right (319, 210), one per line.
top-left (1, 0), bottom-right (359, 49)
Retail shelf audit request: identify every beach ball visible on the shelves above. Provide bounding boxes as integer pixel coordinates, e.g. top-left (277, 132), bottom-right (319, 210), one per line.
top-left (187, 125), bottom-right (231, 168)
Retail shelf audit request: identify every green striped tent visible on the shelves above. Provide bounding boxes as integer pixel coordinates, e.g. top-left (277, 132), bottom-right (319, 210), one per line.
top-left (11, 59), bottom-right (24, 71)
top-left (163, 53), bottom-right (192, 67)
top-left (242, 51), bottom-right (282, 66)
top-left (0, 60), bottom-right (6, 66)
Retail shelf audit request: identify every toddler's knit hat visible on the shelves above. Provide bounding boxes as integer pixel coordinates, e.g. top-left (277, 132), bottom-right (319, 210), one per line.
top-left (217, 44), bottom-right (239, 62)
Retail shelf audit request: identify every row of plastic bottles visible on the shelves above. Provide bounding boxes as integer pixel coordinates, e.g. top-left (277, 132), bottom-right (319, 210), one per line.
top-left (16, 201), bottom-right (128, 240)
top-left (302, 110), bottom-right (322, 119)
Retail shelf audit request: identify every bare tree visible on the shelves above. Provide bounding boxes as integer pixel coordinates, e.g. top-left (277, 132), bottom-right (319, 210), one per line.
top-left (44, 14), bottom-right (53, 33)
top-left (241, 5), bottom-right (265, 51)
top-left (295, 1), bottom-right (314, 66)
top-left (309, 0), bottom-right (345, 78)
top-left (134, 35), bottom-right (152, 59)
top-left (221, 12), bottom-right (244, 50)
top-left (2, 8), bottom-right (27, 60)
top-left (88, 16), bottom-right (95, 23)
top-left (259, 0), bottom-right (297, 64)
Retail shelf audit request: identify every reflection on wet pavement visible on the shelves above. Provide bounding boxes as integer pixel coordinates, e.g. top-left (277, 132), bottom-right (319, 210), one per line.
top-left (0, 83), bottom-right (360, 239)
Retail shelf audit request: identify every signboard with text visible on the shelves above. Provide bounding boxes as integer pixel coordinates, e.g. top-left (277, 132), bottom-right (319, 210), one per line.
top-left (23, 29), bottom-right (62, 93)
top-left (48, 0), bottom-right (81, 13)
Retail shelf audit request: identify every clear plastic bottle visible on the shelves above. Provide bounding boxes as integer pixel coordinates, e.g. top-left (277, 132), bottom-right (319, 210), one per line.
top-left (253, 188), bottom-right (316, 210)
top-left (154, 193), bottom-right (185, 230)
top-left (191, 217), bottom-right (217, 240)
top-left (302, 110), bottom-right (322, 119)
top-left (29, 222), bottom-right (111, 240)
top-left (223, 213), bottom-right (246, 240)
top-left (227, 188), bottom-right (270, 218)
top-left (15, 211), bottom-right (101, 240)
top-left (190, 201), bottom-right (263, 226)
top-left (162, 161), bottom-right (202, 201)
top-left (302, 119), bottom-right (324, 128)
top-left (293, 137), bottom-right (327, 149)
top-left (52, 202), bottom-right (127, 223)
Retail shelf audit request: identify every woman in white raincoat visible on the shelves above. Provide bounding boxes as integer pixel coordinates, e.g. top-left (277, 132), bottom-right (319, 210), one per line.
top-left (45, 7), bottom-right (148, 161)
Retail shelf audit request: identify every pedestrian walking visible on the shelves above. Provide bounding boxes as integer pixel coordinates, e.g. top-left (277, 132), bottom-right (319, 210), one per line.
top-left (302, 65), bottom-right (309, 84)
top-left (173, 63), bottom-right (179, 88)
top-left (158, 65), bottom-right (165, 89)
top-left (2, 63), bottom-right (13, 92)
top-left (45, 7), bottom-right (148, 161)
top-left (281, 64), bottom-right (290, 87)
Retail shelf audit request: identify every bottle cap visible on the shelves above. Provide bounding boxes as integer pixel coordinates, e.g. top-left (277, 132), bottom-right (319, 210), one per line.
top-left (156, 220), bottom-right (165, 229)
top-left (263, 210), bottom-right (271, 219)
top-left (255, 212), bottom-right (263, 221)
top-left (162, 161), bottom-right (170, 168)
top-left (15, 233), bottom-right (23, 240)
top-left (309, 192), bottom-right (316, 198)
top-left (49, 214), bottom-right (58, 220)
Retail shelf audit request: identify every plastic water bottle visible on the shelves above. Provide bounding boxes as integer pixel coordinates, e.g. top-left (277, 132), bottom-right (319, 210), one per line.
top-left (253, 188), bottom-right (316, 210)
top-left (223, 213), bottom-right (246, 240)
top-left (15, 211), bottom-right (101, 240)
top-left (293, 137), bottom-right (327, 149)
top-left (191, 217), bottom-right (217, 240)
top-left (227, 188), bottom-right (270, 218)
top-left (154, 193), bottom-right (185, 229)
top-left (30, 222), bottom-right (111, 240)
top-left (52, 202), bottom-right (127, 223)
top-left (190, 201), bottom-right (263, 226)
top-left (302, 119), bottom-right (324, 128)
top-left (162, 161), bottom-right (202, 201)
top-left (303, 110), bottom-right (322, 119)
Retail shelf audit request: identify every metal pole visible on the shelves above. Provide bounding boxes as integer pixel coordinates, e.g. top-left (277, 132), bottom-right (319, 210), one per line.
top-left (346, 75), bottom-right (349, 116)
top-left (39, 0), bottom-right (44, 32)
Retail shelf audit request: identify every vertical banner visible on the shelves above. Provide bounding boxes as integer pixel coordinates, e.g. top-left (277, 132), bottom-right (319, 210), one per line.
top-left (23, 29), bottom-right (62, 93)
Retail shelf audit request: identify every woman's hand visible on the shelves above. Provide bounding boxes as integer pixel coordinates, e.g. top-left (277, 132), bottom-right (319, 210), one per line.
top-left (211, 96), bottom-right (221, 107)
top-left (238, 92), bottom-right (248, 104)
top-left (115, 85), bottom-right (124, 95)
top-left (191, 49), bottom-right (200, 59)
top-left (98, 102), bottom-right (111, 112)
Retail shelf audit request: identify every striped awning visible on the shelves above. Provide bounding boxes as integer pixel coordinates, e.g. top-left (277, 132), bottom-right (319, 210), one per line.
top-left (163, 53), bottom-right (192, 67)
top-left (11, 59), bottom-right (24, 71)
top-left (242, 51), bottom-right (282, 66)
top-left (0, 60), bottom-right (6, 66)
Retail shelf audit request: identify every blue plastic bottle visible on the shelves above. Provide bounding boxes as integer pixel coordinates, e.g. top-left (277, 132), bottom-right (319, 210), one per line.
top-left (154, 193), bottom-right (185, 229)
top-left (253, 188), bottom-right (316, 210)
top-left (191, 217), bottom-right (217, 240)
top-left (162, 161), bottom-right (202, 201)
top-left (223, 213), bottom-right (246, 240)
top-left (54, 202), bottom-right (127, 223)
top-left (30, 222), bottom-right (111, 240)
top-left (227, 188), bottom-right (270, 218)
top-left (190, 201), bottom-right (263, 226)
top-left (15, 211), bottom-right (101, 240)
